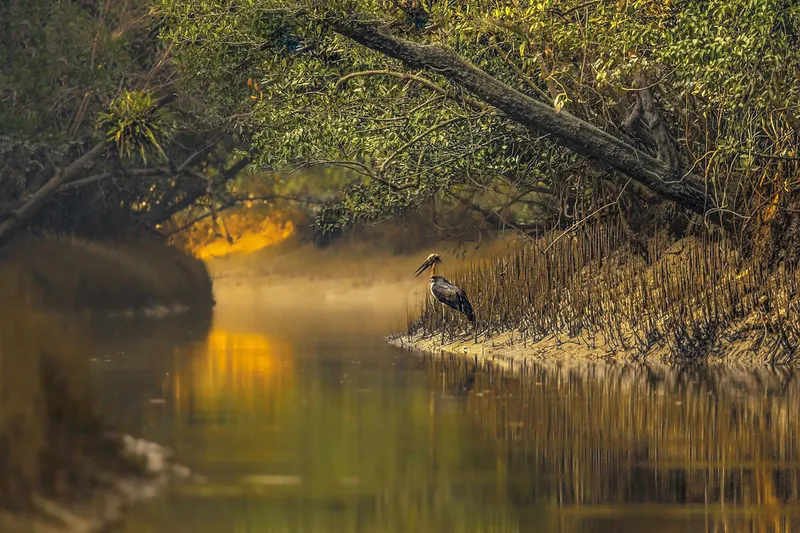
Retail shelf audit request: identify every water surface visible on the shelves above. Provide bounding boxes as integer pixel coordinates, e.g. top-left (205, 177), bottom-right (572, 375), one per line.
top-left (90, 301), bottom-right (800, 532)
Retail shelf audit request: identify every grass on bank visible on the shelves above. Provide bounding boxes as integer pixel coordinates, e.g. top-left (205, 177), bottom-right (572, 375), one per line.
top-left (408, 223), bottom-right (800, 363)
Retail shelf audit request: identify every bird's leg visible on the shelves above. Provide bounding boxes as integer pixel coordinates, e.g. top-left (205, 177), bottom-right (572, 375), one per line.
top-left (441, 304), bottom-right (445, 346)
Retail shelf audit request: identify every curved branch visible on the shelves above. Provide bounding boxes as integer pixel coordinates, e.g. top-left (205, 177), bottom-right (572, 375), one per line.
top-left (379, 114), bottom-right (477, 174)
top-left (329, 19), bottom-right (735, 230)
top-left (335, 69), bottom-right (486, 111)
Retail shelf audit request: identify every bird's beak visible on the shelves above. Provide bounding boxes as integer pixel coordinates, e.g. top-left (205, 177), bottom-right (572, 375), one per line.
top-left (414, 257), bottom-right (433, 277)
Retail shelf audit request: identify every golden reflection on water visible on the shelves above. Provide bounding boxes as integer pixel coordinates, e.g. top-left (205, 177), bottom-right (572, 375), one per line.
top-left (109, 308), bottom-right (800, 533)
top-left (171, 329), bottom-right (294, 416)
top-left (427, 357), bottom-right (800, 533)
top-left (122, 314), bottom-right (528, 533)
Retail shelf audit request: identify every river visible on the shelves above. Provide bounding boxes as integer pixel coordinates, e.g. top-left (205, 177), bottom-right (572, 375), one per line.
top-left (89, 293), bottom-right (800, 532)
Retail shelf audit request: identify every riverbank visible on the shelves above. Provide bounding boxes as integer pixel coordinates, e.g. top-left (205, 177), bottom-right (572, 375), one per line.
top-left (0, 235), bottom-right (214, 314)
top-left (390, 326), bottom-right (761, 370)
top-left (396, 225), bottom-right (800, 366)
top-left (202, 227), bottom-right (798, 366)
top-left (0, 237), bottom-right (214, 532)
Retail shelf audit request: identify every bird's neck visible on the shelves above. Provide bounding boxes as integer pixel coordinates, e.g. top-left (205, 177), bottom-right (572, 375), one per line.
top-left (430, 263), bottom-right (437, 277)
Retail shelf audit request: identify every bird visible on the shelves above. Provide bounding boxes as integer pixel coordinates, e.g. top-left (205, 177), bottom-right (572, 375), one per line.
top-left (414, 253), bottom-right (475, 322)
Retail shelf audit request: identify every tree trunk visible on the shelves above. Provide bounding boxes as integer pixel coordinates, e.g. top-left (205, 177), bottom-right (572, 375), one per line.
top-left (331, 21), bottom-right (731, 230)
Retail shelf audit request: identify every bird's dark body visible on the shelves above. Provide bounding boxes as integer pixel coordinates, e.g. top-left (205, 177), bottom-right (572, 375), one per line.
top-left (430, 275), bottom-right (474, 322)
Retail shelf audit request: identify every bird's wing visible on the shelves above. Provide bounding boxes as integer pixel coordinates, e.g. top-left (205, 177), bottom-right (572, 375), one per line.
top-left (432, 281), bottom-right (460, 308)
top-left (432, 279), bottom-right (475, 321)
top-left (455, 286), bottom-right (475, 321)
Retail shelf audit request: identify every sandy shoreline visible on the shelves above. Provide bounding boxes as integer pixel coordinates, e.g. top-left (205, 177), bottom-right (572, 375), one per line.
top-left (389, 324), bottom-right (771, 368)
top-left (389, 330), bottom-right (627, 371)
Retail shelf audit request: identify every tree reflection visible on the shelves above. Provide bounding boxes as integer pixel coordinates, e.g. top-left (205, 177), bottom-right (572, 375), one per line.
top-left (127, 325), bottom-right (535, 533)
top-left (427, 357), bottom-right (800, 532)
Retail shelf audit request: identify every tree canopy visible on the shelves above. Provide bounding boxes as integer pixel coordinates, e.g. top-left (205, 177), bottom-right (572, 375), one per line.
top-left (2, 1), bottom-right (798, 250)
top-left (0, 0), bottom-right (254, 245)
top-left (156, 0), bottom-right (800, 243)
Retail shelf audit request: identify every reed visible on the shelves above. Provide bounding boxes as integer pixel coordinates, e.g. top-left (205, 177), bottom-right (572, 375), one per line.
top-left (409, 222), bottom-right (800, 363)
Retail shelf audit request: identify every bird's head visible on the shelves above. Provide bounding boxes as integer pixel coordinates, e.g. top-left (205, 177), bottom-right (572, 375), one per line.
top-left (414, 253), bottom-right (441, 277)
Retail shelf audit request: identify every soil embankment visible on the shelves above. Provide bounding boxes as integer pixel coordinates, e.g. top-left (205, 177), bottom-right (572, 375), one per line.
top-left (0, 237), bottom-right (214, 532)
top-left (0, 236), bottom-right (214, 314)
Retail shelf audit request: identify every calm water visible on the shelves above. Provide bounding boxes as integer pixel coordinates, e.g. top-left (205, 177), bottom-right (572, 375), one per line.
top-left (89, 301), bottom-right (800, 533)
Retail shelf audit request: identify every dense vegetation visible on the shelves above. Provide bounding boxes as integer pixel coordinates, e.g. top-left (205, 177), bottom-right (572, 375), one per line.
top-left (156, 0), bottom-right (799, 248)
top-left (0, 0), bottom-right (269, 246)
top-left (4, 1), bottom-right (798, 250)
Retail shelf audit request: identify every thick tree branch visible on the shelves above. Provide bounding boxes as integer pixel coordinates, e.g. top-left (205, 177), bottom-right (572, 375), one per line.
top-left (0, 142), bottom-right (108, 245)
top-left (634, 74), bottom-right (680, 172)
top-left (621, 99), bottom-right (655, 148)
top-left (330, 20), bottom-right (733, 229)
top-left (56, 172), bottom-right (112, 192)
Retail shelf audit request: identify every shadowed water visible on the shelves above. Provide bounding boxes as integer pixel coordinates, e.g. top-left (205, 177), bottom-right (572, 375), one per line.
top-left (88, 300), bottom-right (800, 532)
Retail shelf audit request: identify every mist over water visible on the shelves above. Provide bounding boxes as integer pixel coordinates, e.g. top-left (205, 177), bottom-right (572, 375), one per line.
top-left (82, 241), bottom-right (800, 533)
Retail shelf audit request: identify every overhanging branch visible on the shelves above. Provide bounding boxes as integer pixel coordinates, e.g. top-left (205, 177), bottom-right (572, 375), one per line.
top-left (329, 19), bottom-right (734, 229)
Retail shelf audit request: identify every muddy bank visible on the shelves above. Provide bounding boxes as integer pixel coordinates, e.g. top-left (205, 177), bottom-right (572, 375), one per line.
top-left (401, 226), bottom-right (800, 366)
top-left (391, 326), bottom-right (764, 369)
top-left (390, 330), bottom-right (618, 369)
top-left (0, 236), bottom-right (214, 314)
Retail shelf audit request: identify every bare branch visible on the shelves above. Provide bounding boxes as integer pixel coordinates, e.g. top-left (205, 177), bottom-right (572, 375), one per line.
top-left (165, 193), bottom-right (314, 236)
top-left (0, 142), bottom-right (108, 245)
top-left (379, 114), bottom-right (478, 175)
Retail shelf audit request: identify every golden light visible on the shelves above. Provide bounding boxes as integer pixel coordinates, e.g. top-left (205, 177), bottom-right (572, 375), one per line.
top-left (170, 328), bottom-right (295, 414)
top-left (189, 214), bottom-right (295, 260)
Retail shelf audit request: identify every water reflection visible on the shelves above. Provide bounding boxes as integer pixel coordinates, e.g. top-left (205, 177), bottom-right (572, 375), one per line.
top-left (93, 305), bottom-right (800, 533)
top-left (427, 357), bottom-right (800, 532)
top-left (100, 309), bottom-right (531, 532)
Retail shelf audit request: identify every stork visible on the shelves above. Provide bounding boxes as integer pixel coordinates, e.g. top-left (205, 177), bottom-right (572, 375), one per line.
top-left (414, 253), bottom-right (475, 322)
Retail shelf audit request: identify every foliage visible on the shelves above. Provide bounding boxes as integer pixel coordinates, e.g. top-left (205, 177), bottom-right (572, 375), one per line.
top-left (98, 91), bottom-right (169, 163)
top-left (156, 0), bottom-right (800, 241)
top-left (155, 0), bottom-right (577, 239)
top-left (0, 0), bottom-right (252, 243)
